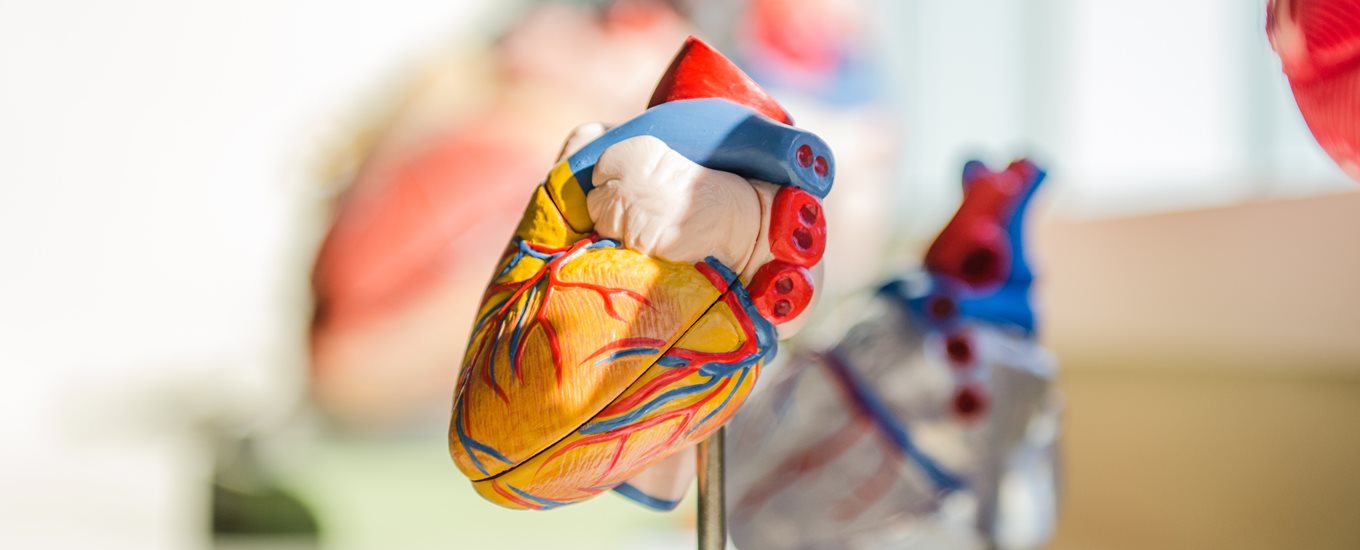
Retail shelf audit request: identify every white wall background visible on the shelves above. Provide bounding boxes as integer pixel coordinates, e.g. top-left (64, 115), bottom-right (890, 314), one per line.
top-left (0, 2), bottom-right (497, 548)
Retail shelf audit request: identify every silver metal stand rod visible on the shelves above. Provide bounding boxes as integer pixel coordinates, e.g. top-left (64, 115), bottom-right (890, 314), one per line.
top-left (696, 428), bottom-right (726, 550)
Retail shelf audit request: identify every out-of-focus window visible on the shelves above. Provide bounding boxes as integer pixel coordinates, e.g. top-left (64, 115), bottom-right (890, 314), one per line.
top-left (876, 0), bottom-right (1351, 232)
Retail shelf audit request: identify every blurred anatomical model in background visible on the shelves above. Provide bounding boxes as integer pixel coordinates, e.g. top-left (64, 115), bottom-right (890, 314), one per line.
top-left (310, 1), bottom-right (692, 429)
top-left (1268, 0), bottom-right (1360, 180)
top-left (726, 160), bottom-right (1061, 550)
top-left (733, 0), bottom-right (898, 296)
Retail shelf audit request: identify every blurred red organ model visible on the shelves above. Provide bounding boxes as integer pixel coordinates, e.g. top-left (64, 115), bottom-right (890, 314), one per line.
top-left (1269, 0), bottom-right (1360, 180)
top-left (310, 2), bottom-right (692, 427)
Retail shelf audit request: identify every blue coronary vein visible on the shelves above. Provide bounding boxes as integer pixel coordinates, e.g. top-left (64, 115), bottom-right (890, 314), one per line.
top-left (454, 406), bottom-right (511, 476)
top-left (579, 376), bottom-right (722, 435)
top-left (688, 367), bottom-right (750, 435)
top-left (506, 484), bottom-right (565, 510)
top-left (823, 349), bottom-right (966, 492)
top-left (506, 283), bottom-right (537, 370)
top-left (613, 482), bottom-right (682, 511)
top-left (593, 346), bottom-right (660, 367)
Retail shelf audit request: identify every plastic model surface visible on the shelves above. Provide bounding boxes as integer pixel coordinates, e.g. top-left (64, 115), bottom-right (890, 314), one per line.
top-left (726, 160), bottom-right (1060, 549)
top-left (447, 37), bottom-right (835, 510)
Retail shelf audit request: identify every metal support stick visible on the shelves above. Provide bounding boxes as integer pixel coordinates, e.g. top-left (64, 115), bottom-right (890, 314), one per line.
top-left (696, 428), bottom-right (726, 550)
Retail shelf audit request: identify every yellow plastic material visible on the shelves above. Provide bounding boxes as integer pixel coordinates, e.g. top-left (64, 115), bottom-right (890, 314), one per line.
top-left (450, 170), bottom-right (766, 508)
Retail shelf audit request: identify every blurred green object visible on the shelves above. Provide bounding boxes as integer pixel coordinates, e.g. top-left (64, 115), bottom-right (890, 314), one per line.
top-left (212, 483), bottom-right (319, 536)
top-left (212, 438), bottom-right (319, 549)
top-left (278, 435), bottom-right (694, 550)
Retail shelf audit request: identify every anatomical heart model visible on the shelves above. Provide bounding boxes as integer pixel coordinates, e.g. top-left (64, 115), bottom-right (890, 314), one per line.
top-left (448, 37), bottom-right (836, 510)
top-left (1269, 0), bottom-right (1360, 179)
top-left (727, 160), bottom-right (1060, 550)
